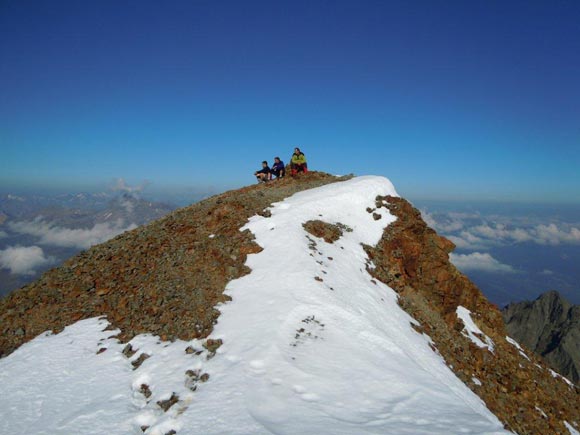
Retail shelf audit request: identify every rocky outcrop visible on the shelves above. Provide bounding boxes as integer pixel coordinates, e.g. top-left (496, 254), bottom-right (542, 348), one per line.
top-left (365, 196), bottom-right (579, 435)
top-left (503, 291), bottom-right (580, 384)
top-left (302, 220), bottom-right (351, 243)
top-left (0, 172), bottom-right (351, 357)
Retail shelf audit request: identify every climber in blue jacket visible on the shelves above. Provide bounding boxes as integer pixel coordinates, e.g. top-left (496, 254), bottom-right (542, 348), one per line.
top-left (270, 157), bottom-right (286, 179)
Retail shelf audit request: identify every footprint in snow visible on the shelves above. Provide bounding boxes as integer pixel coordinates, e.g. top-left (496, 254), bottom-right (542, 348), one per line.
top-left (290, 315), bottom-right (325, 347)
top-left (301, 393), bottom-right (320, 402)
top-left (249, 360), bottom-right (266, 375)
top-left (292, 385), bottom-right (320, 402)
top-left (250, 360), bottom-right (265, 369)
top-left (293, 385), bottom-right (306, 393)
top-left (270, 378), bottom-right (283, 386)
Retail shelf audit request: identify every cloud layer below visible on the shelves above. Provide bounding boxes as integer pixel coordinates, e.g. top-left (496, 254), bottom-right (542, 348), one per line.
top-left (450, 252), bottom-right (516, 273)
top-left (0, 245), bottom-right (53, 275)
top-left (469, 223), bottom-right (580, 246)
top-left (112, 178), bottom-right (149, 194)
top-left (9, 218), bottom-right (137, 250)
top-left (421, 210), bottom-right (580, 250)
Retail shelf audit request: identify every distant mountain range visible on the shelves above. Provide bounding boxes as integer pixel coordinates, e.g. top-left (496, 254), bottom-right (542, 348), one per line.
top-left (0, 191), bottom-right (173, 222)
top-left (0, 192), bottom-right (109, 218)
top-left (503, 290), bottom-right (580, 384)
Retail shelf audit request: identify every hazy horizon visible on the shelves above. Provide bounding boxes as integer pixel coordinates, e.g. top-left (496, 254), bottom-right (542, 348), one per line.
top-left (2, 176), bottom-right (580, 207)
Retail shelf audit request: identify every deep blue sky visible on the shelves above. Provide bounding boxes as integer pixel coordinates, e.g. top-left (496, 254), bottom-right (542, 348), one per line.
top-left (1, 0), bottom-right (579, 202)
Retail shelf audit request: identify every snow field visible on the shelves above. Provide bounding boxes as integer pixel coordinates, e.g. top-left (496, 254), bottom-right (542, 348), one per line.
top-left (0, 318), bottom-right (134, 435)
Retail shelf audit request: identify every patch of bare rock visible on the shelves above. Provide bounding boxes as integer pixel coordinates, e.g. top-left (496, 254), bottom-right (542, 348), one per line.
top-left (302, 220), bottom-right (352, 243)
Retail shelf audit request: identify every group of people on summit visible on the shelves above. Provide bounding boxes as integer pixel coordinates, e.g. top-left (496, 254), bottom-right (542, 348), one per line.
top-left (254, 147), bottom-right (308, 182)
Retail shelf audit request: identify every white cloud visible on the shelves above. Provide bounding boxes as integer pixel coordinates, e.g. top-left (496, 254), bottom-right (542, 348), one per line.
top-left (426, 210), bottom-right (580, 249)
top-left (420, 210), bottom-right (466, 233)
top-left (469, 223), bottom-right (580, 246)
top-left (447, 231), bottom-right (490, 250)
top-left (470, 224), bottom-right (533, 243)
top-left (437, 220), bottom-right (465, 233)
top-left (450, 252), bottom-right (516, 273)
top-left (112, 178), bottom-right (149, 194)
top-left (0, 245), bottom-right (54, 275)
top-left (0, 230), bottom-right (7, 238)
top-left (421, 210), bottom-right (437, 229)
top-left (9, 218), bottom-right (137, 249)
top-left (447, 211), bottom-right (481, 220)
top-left (539, 269), bottom-right (554, 275)
top-left (6, 194), bottom-right (25, 201)
top-left (533, 223), bottom-right (580, 245)
top-left (447, 236), bottom-right (472, 249)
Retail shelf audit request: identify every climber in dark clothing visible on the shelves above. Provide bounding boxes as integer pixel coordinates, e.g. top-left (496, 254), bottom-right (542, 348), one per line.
top-left (254, 161), bottom-right (271, 182)
top-left (270, 157), bottom-right (285, 179)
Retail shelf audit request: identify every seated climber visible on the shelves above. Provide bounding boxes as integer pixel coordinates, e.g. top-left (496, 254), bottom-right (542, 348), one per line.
top-left (290, 147), bottom-right (308, 175)
top-left (270, 156), bottom-right (286, 179)
top-left (254, 160), bottom-right (271, 182)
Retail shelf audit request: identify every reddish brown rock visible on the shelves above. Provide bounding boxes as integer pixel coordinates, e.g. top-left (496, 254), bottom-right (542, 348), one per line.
top-left (303, 220), bottom-right (344, 243)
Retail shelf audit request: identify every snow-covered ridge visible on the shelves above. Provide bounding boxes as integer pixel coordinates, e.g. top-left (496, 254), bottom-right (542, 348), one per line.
top-left (0, 176), bottom-right (508, 434)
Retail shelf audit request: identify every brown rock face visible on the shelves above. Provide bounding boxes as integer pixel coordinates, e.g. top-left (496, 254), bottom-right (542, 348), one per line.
top-left (366, 195), bottom-right (579, 435)
top-left (0, 172), bottom-right (351, 357)
top-left (303, 220), bottom-right (351, 243)
top-left (366, 196), bottom-right (504, 328)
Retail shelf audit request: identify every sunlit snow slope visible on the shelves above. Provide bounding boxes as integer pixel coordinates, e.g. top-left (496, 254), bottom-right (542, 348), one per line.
top-left (0, 176), bottom-right (508, 435)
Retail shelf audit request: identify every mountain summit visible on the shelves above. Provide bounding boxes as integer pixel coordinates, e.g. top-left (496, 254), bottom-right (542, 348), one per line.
top-left (0, 174), bottom-right (578, 435)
